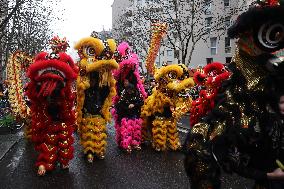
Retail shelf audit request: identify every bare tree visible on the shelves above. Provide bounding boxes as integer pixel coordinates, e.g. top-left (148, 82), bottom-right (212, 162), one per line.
top-left (112, 5), bottom-right (151, 75)
top-left (0, 0), bottom-right (63, 81)
top-left (0, 0), bottom-right (25, 34)
top-left (113, 0), bottom-right (249, 68)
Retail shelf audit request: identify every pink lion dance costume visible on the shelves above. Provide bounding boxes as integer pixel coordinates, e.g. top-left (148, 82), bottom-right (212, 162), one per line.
top-left (26, 37), bottom-right (78, 176)
top-left (112, 42), bottom-right (147, 152)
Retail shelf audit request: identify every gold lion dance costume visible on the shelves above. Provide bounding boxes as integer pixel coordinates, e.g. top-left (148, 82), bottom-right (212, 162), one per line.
top-left (141, 22), bottom-right (194, 151)
top-left (26, 36), bottom-right (78, 176)
top-left (75, 35), bottom-right (118, 162)
top-left (184, 1), bottom-right (284, 188)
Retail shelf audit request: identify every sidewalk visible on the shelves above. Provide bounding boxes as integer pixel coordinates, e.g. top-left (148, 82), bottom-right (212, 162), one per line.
top-left (0, 131), bottom-right (23, 161)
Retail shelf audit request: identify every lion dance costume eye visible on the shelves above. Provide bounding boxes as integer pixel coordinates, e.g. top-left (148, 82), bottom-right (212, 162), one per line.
top-left (26, 36), bottom-right (78, 176)
top-left (141, 22), bottom-right (195, 151)
top-left (75, 34), bottom-right (118, 162)
top-left (111, 42), bottom-right (147, 153)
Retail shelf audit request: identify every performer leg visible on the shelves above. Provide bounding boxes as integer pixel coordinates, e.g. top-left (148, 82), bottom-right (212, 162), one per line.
top-left (80, 116), bottom-right (107, 162)
top-left (35, 126), bottom-right (58, 176)
top-left (166, 119), bottom-right (181, 151)
top-left (57, 123), bottom-right (74, 169)
top-left (120, 118), bottom-right (133, 152)
top-left (152, 118), bottom-right (167, 151)
top-left (31, 109), bottom-right (58, 176)
top-left (131, 118), bottom-right (142, 150)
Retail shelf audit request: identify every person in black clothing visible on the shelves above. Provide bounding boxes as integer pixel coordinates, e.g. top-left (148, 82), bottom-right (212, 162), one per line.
top-left (210, 89), bottom-right (284, 189)
top-left (183, 1), bottom-right (284, 188)
top-left (114, 80), bottom-right (144, 153)
top-left (115, 82), bottom-right (144, 121)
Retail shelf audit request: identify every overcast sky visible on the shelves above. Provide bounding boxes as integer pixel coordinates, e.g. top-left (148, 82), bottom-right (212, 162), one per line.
top-left (52, 0), bottom-right (114, 59)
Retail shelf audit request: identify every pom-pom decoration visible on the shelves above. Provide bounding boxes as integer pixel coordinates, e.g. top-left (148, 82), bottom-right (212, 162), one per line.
top-left (49, 35), bottom-right (70, 53)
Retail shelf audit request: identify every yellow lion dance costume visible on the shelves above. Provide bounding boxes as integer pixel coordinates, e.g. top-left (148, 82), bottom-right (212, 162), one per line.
top-left (141, 64), bottom-right (194, 151)
top-left (75, 35), bottom-right (118, 162)
top-left (141, 22), bottom-right (194, 151)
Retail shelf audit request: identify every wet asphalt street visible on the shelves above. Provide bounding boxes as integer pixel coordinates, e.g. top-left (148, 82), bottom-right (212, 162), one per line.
top-left (0, 120), bottom-right (253, 189)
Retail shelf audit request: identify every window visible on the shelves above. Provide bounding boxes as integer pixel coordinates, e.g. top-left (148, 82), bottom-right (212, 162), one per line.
top-left (205, 17), bottom-right (212, 33)
top-left (167, 61), bottom-right (173, 64)
top-left (206, 58), bottom-right (213, 64)
top-left (210, 37), bottom-right (217, 55)
top-left (167, 50), bottom-right (173, 57)
top-left (225, 16), bottom-right (231, 27)
top-left (174, 50), bottom-right (179, 59)
top-left (225, 37), bottom-right (231, 53)
top-left (224, 0), bottom-right (230, 7)
top-left (226, 57), bottom-right (232, 64)
top-left (205, 17), bottom-right (212, 27)
top-left (204, 0), bottom-right (212, 15)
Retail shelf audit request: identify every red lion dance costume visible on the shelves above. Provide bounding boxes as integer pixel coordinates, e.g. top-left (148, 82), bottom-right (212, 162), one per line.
top-left (26, 36), bottom-right (78, 176)
top-left (190, 62), bottom-right (231, 127)
top-left (112, 42), bottom-right (147, 152)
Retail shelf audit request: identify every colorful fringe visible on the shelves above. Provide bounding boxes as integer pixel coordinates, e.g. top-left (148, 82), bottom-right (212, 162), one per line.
top-left (151, 118), bottom-right (180, 151)
top-left (117, 118), bottom-right (142, 149)
top-left (32, 121), bottom-right (74, 171)
top-left (80, 116), bottom-right (107, 157)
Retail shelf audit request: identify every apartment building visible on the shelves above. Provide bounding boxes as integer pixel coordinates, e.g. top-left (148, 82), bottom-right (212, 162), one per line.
top-left (112, 0), bottom-right (253, 70)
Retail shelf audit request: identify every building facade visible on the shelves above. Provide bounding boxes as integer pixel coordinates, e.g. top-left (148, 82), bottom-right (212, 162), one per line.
top-left (112, 0), bottom-right (253, 70)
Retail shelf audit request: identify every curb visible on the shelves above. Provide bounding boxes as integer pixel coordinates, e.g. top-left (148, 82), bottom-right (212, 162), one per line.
top-left (0, 132), bottom-right (23, 162)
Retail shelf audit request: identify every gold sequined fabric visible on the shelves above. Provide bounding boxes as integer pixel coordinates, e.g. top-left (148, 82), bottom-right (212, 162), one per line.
top-left (191, 123), bottom-right (209, 140)
top-left (233, 48), bottom-right (267, 92)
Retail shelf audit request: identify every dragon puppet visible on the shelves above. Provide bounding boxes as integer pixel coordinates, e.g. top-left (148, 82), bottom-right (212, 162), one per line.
top-left (184, 0), bottom-right (284, 188)
top-left (189, 62), bottom-right (231, 127)
top-left (112, 42), bottom-right (147, 153)
top-left (6, 51), bottom-right (33, 138)
top-left (26, 36), bottom-right (78, 176)
top-left (141, 22), bottom-right (195, 151)
top-left (75, 35), bottom-right (118, 163)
